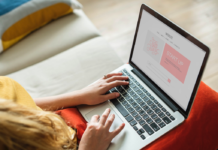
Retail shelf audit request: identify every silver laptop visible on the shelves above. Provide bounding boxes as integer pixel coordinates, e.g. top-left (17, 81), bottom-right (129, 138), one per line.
top-left (78, 4), bottom-right (210, 150)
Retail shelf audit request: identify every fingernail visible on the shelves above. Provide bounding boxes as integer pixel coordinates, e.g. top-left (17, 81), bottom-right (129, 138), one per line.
top-left (126, 82), bottom-right (129, 84)
top-left (116, 93), bottom-right (120, 97)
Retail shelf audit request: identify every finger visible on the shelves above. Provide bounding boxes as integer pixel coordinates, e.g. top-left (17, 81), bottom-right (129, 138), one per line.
top-left (99, 108), bottom-right (110, 125)
top-left (105, 114), bottom-right (115, 130)
top-left (106, 76), bottom-right (129, 83)
top-left (106, 73), bottom-right (123, 78)
top-left (107, 81), bottom-right (129, 90)
top-left (101, 92), bottom-right (120, 101)
top-left (111, 123), bottom-right (125, 138)
top-left (90, 115), bottom-right (100, 123)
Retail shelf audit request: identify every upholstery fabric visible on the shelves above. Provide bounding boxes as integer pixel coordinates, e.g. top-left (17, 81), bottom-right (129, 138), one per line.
top-left (0, 0), bottom-right (82, 52)
top-left (56, 82), bottom-right (218, 150)
top-left (0, 10), bottom-right (100, 75)
top-left (7, 37), bottom-right (123, 98)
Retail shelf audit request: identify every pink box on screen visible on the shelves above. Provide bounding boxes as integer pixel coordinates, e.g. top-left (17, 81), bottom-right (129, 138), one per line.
top-left (160, 43), bottom-right (191, 83)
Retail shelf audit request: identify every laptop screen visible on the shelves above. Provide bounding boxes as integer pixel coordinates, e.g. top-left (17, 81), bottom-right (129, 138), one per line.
top-left (131, 10), bottom-right (206, 111)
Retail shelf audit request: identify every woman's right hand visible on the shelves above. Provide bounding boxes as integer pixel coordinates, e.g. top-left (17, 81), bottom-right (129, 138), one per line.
top-left (78, 108), bottom-right (125, 150)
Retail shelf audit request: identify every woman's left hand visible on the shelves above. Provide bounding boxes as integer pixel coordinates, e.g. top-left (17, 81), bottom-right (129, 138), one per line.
top-left (78, 72), bottom-right (129, 105)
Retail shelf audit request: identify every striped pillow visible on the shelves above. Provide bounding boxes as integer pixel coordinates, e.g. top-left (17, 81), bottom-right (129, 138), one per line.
top-left (0, 0), bottom-right (82, 53)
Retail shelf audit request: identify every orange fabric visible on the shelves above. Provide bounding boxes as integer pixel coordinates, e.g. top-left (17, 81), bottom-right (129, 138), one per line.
top-left (56, 108), bottom-right (87, 143)
top-left (56, 81), bottom-right (218, 149)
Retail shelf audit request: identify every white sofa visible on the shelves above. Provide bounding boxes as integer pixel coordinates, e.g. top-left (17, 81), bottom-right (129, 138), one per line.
top-left (0, 10), bottom-right (123, 99)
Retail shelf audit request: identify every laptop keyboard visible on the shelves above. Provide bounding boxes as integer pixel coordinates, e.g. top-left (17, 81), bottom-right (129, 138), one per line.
top-left (109, 69), bottom-right (175, 140)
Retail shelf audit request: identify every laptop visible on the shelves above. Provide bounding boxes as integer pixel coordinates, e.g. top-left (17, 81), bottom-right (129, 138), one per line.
top-left (78, 4), bottom-right (210, 150)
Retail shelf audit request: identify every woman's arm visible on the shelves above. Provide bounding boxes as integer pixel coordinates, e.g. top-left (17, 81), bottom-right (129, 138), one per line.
top-left (34, 73), bottom-right (129, 111)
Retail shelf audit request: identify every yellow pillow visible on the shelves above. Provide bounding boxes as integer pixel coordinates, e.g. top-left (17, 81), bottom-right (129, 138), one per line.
top-left (0, 0), bottom-right (82, 53)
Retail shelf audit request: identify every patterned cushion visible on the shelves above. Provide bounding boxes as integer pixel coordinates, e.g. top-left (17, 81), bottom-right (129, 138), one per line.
top-left (0, 0), bottom-right (82, 53)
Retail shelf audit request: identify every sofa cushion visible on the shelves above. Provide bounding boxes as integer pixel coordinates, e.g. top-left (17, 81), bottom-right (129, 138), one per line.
top-left (7, 37), bottom-right (123, 98)
top-left (0, 0), bottom-right (82, 52)
top-left (0, 10), bottom-right (100, 75)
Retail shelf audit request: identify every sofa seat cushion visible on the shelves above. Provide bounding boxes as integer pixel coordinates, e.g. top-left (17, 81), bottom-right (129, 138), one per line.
top-left (0, 10), bottom-right (100, 75)
top-left (7, 37), bottom-right (123, 98)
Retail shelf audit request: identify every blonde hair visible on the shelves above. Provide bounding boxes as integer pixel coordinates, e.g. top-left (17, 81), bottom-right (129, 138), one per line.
top-left (0, 99), bottom-right (76, 150)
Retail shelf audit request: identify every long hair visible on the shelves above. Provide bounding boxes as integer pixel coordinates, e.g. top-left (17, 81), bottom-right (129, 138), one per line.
top-left (0, 99), bottom-right (76, 150)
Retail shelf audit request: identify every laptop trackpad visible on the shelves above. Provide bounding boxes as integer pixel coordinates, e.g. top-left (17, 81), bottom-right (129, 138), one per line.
top-left (85, 102), bottom-right (124, 132)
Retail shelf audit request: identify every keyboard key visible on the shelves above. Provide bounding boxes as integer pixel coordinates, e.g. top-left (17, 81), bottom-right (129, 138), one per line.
top-left (139, 110), bottom-right (146, 116)
top-left (136, 107), bottom-right (142, 112)
top-left (130, 84), bottom-right (136, 88)
top-left (139, 129), bottom-right (145, 133)
top-left (129, 91), bottom-right (135, 96)
top-left (143, 96), bottom-right (150, 102)
top-left (150, 96), bottom-right (155, 100)
top-left (134, 86), bottom-right (140, 91)
top-left (162, 116), bottom-right (171, 124)
top-left (157, 103), bottom-right (163, 108)
top-left (135, 116), bottom-right (142, 121)
top-left (136, 82), bottom-right (140, 86)
top-left (122, 101), bottom-right (128, 106)
top-left (155, 118), bottom-right (162, 124)
top-left (159, 122), bottom-right (166, 128)
top-left (147, 109), bottom-right (154, 115)
top-left (131, 111), bottom-right (138, 117)
top-left (158, 112), bottom-right (165, 118)
top-left (128, 107), bottom-right (135, 113)
top-left (136, 98), bottom-right (143, 104)
top-left (142, 114), bottom-right (148, 119)
top-left (136, 90), bottom-right (142, 95)
top-left (155, 108), bottom-right (161, 114)
top-left (123, 69), bottom-right (127, 73)
top-left (166, 111), bottom-right (171, 116)
top-left (118, 97), bottom-right (125, 102)
top-left (139, 120), bottom-right (146, 126)
top-left (147, 100), bottom-right (154, 106)
top-left (129, 98), bottom-right (134, 104)
top-left (146, 92), bottom-right (151, 96)
top-left (132, 94), bottom-right (139, 99)
top-left (130, 120), bottom-right (137, 126)
top-left (111, 99), bottom-right (129, 117)
top-left (151, 114), bottom-right (158, 120)
top-left (140, 93), bottom-right (146, 99)
top-left (161, 108), bottom-right (166, 112)
top-left (150, 123), bottom-right (160, 131)
top-left (125, 103), bottom-right (131, 109)
top-left (143, 124), bottom-right (154, 135)
top-left (146, 118), bottom-right (153, 124)
top-left (120, 90), bottom-right (126, 95)
top-left (142, 88), bottom-right (147, 93)
top-left (126, 115), bottom-right (134, 122)
top-left (139, 84), bottom-right (143, 89)
top-left (137, 130), bottom-right (142, 135)
top-left (125, 95), bottom-right (132, 101)
top-left (154, 100), bottom-right (158, 104)
top-left (170, 116), bottom-right (175, 120)
top-left (151, 104), bottom-right (157, 110)
top-left (143, 105), bottom-right (150, 111)
top-left (131, 102), bottom-right (139, 108)
top-left (140, 135), bottom-right (146, 140)
top-left (140, 102), bottom-right (146, 107)
top-left (133, 126), bottom-right (138, 131)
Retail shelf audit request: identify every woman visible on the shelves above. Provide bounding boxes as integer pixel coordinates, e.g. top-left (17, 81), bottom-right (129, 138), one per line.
top-left (0, 73), bottom-right (129, 150)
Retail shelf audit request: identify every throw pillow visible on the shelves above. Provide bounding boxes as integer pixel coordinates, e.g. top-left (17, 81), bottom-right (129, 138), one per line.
top-left (0, 0), bottom-right (82, 53)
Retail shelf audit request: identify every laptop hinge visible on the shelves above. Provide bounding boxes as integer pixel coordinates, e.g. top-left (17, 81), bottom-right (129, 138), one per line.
top-left (131, 68), bottom-right (178, 112)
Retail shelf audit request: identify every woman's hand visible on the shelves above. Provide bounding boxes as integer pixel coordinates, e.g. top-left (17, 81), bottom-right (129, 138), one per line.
top-left (78, 73), bottom-right (129, 105)
top-left (79, 108), bottom-right (125, 150)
